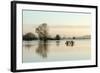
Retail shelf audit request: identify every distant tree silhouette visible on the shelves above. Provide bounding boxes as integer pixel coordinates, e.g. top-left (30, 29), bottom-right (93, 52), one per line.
top-left (55, 34), bottom-right (61, 40)
top-left (35, 23), bottom-right (48, 41)
top-left (73, 37), bottom-right (76, 39)
top-left (23, 32), bottom-right (37, 40)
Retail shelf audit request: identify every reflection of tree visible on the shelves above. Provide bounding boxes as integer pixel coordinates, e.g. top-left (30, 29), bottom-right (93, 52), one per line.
top-left (36, 41), bottom-right (48, 58)
top-left (24, 43), bottom-right (33, 50)
top-left (56, 40), bottom-right (60, 46)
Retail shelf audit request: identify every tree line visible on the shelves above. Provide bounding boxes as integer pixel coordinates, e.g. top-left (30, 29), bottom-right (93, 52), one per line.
top-left (23, 23), bottom-right (61, 41)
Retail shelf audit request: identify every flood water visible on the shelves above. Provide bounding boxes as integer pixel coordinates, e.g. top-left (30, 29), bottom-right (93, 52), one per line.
top-left (22, 39), bottom-right (91, 63)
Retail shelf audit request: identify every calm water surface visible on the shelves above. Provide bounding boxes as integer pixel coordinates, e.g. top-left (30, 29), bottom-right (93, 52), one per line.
top-left (22, 40), bottom-right (91, 63)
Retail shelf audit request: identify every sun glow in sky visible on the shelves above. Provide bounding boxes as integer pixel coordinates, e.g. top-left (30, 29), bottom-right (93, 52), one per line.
top-left (23, 10), bottom-right (91, 36)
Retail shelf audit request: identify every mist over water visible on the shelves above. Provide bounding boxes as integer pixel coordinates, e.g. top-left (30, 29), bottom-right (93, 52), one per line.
top-left (22, 39), bottom-right (91, 63)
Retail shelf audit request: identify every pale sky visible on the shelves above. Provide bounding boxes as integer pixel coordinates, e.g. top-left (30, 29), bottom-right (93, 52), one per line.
top-left (23, 10), bottom-right (91, 36)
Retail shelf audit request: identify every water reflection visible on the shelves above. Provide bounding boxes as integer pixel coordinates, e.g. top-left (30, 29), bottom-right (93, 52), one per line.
top-left (23, 40), bottom-right (90, 62)
top-left (36, 40), bottom-right (48, 58)
top-left (56, 40), bottom-right (60, 46)
top-left (24, 40), bottom-right (75, 59)
top-left (24, 43), bottom-right (33, 50)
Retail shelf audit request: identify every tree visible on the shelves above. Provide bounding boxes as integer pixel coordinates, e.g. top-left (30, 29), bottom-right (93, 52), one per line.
top-left (35, 23), bottom-right (48, 40)
top-left (23, 32), bottom-right (37, 40)
top-left (55, 34), bottom-right (61, 40)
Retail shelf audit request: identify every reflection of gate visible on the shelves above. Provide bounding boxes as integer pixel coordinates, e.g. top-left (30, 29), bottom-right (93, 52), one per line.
top-left (65, 41), bottom-right (74, 46)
